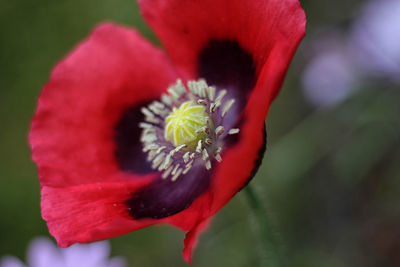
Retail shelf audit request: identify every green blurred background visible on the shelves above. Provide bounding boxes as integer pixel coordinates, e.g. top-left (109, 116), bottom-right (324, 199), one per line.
top-left (1, 0), bottom-right (399, 266)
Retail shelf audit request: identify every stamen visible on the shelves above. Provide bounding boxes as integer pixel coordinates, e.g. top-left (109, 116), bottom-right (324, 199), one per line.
top-left (205, 160), bottom-right (211, 170)
top-left (195, 126), bottom-right (209, 134)
top-left (187, 81), bottom-right (202, 96)
top-left (198, 87), bottom-right (205, 98)
top-left (161, 94), bottom-right (173, 106)
top-left (168, 87), bottom-right (181, 99)
top-left (158, 160), bottom-right (166, 171)
top-left (147, 150), bottom-right (158, 161)
top-left (228, 128), bottom-right (240, 135)
top-left (141, 128), bottom-right (156, 136)
top-left (153, 101), bottom-right (165, 109)
top-left (215, 126), bottom-right (225, 136)
top-left (152, 152), bottom-right (165, 169)
top-left (141, 133), bottom-right (157, 143)
top-left (162, 165), bottom-right (174, 179)
top-left (196, 140), bottom-right (203, 153)
top-left (141, 107), bottom-right (161, 123)
top-left (172, 164), bottom-right (180, 176)
top-left (202, 149), bottom-right (209, 160)
top-left (148, 104), bottom-right (161, 115)
top-left (141, 107), bottom-right (154, 118)
top-left (197, 99), bottom-right (207, 105)
top-left (196, 80), bottom-right (207, 98)
top-left (139, 123), bottom-right (153, 129)
top-left (149, 102), bottom-right (168, 117)
top-left (205, 117), bottom-right (210, 126)
top-left (161, 154), bottom-right (173, 170)
top-left (142, 127), bottom-right (156, 135)
top-left (183, 164), bottom-right (192, 175)
top-left (215, 153), bottom-right (222, 162)
top-left (169, 149), bottom-right (177, 157)
top-left (222, 99), bottom-right (235, 117)
top-left (215, 89), bottom-right (227, 103)
top-left (145, 116), bottom-right (160, 124)
top-left (207, 86), bottom-right (216, 101)
top-left (156, 146), bottom-right (166, 154)
top-left (171, 168), bottom-right (183, 181)
top-left (174, 79), bottom-right (186, 95)
top-left (183, 152), bottom-right (190, 163)
top-left (143, 143), bottom-right (158, 152)
top-left (174, 144), bottom-right (186, 153)
top-left (186, 159), bottom-right (194, 168)
top-left (210, 102), bottom-right (219, 113)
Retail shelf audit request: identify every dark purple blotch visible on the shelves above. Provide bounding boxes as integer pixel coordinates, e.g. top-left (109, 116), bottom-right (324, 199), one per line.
top-left (198, 40), bottom-right (257, 113)
top-left (114, 101), bottom-right (154, 174)
top-left (127, 163), bottom-right (211, 219)
top-left (119, 40), bottom-right (258, 220)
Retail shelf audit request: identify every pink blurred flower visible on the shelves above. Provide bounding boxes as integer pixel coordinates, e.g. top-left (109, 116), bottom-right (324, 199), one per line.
top-left (350, 0), bottom-right (400, 82)
top-left (301, 32), bottom-right (360, 108)
top-left (0, 238), bottom-right (126, 267)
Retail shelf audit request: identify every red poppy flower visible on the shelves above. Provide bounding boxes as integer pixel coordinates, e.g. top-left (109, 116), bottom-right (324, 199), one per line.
top-left (29, 0), bottom-right (305, 263)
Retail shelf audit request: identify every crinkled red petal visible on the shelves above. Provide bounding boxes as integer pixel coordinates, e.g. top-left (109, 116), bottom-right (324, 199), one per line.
top-left (41, 181), bottom-right (152, 247)
top-left (139, 0), bottom-right (306, 261)
top-left (139, 0), bottom-right (305, 94)
top-left (30, 23), bottom-right (178, 187)
top-left (29, 23), bottom-right (183, 245)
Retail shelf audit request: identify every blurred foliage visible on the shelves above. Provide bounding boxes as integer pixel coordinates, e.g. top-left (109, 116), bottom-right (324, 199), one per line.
top-left (0, 0), bottom-right (399, 266)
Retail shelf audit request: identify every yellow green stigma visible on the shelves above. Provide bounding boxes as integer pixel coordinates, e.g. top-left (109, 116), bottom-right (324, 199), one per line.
top-left (164, 101), bottom-right (210, 148)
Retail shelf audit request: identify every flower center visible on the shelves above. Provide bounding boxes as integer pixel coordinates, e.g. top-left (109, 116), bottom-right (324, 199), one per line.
top-left (139, 79), bottom-right (239, 181)
top-left (165, 101), bottom-right (210, 148)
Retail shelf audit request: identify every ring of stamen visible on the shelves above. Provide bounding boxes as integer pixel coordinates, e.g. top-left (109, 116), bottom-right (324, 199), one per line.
top-left (139, 79), bottom-right (240, 181)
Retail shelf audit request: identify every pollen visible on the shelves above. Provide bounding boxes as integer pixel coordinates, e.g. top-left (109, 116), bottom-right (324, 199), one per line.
top-left (164, 101), bottom-right (210, 148)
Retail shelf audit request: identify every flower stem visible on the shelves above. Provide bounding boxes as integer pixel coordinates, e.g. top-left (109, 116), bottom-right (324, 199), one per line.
top-left (244, 185), bottom-right (281, 267)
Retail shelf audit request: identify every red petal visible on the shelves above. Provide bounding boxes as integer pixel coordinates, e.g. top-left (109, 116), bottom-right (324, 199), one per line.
top-left (183, 219), bottom-right (210, 263)
top-left (29, 23), bottom-right (178, 187)
top-left (139, 0), bottom-right (305, 89)
top-left (139, 0), bottom-right (306, 260)
top-left (41, 180), bottom-right (154, 247)
top-left (29, 23), bottom-right (180, 246)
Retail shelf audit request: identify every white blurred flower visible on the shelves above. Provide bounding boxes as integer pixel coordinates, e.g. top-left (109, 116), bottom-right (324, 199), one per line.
top-left (0, 238), bottom-right (126, 267)
top-left (350, 0), bottom-right (400, 82)
top-left (302, 34), bottom-right (360, 108)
